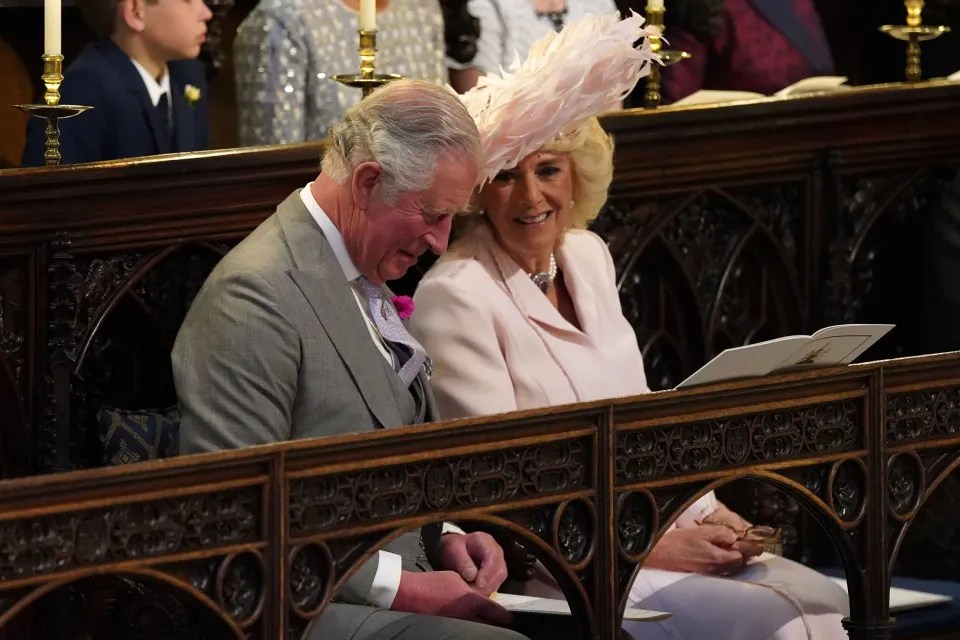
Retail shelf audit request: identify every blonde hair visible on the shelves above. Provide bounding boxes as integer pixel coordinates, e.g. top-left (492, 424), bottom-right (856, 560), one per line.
top-left (542, 117), bottom-right (614, 229)
top-left (321, 80), bottom-right (481, 203)
top-left (456, 116), bottom-right (613, 241)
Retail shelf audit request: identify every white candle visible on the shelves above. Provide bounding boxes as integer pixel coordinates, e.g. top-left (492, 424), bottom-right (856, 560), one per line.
top-left (646, 0), bottom-right (664, 10)
top-left (44, 0), bottom-right (61, 56)
top-left (359, 0), bottom-right (376, 30)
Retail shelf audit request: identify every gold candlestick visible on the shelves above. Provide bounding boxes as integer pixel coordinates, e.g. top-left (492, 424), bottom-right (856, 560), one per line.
top-left (13, 54), bottom-right (92, 167)
top-left (333, 29), bottom-right (403, 98)
top-left (906, 0), bottom-right (924, 25)
top-left (880, 0), bottom-right (950, 83)
top-left (643, 6), bottom-right (691, 109)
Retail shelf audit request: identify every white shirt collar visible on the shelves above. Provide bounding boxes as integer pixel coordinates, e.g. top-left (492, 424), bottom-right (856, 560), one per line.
top-left (299, 184), bottom-right (361, 282)
top-left (129, 57), bottom-right (171, 107)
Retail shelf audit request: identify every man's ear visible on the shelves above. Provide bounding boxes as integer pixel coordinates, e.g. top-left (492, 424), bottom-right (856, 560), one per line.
top-left (351, 161), bottom-right (383, 210)
top-left (119, 0), bottom-right (147, 33)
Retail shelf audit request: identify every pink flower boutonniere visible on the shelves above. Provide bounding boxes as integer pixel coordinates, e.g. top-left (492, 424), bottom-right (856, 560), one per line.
top-left (392, 295), bottom-right (415, 320)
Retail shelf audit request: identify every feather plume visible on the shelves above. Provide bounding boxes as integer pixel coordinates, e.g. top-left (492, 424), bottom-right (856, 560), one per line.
top-left (461, 11), bottom-right (659, 184)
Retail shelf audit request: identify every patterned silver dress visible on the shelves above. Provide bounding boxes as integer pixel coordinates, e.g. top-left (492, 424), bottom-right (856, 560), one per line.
top-left (234, 0), bottom-right (446, 145)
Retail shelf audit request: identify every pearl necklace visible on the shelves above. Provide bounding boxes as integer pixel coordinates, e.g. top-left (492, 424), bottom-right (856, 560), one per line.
top-left (530, 254), bottom-right (558, 293)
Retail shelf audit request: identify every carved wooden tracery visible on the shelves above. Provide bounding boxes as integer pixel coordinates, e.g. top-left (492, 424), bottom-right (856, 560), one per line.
top-left (0, 355), bottom-right (957, 640)
top-left (39, 240), bottom-right (231, 473)
top-left (591, 184), bottom-right (806, 391)
top-left (885, 360), bottom-right (960, 582)
top-left (591, 158), bottom-right (957, 564)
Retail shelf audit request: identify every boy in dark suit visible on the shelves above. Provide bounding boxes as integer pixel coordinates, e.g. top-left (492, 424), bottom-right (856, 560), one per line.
top-left (22, 0), bottom-right (212, 166)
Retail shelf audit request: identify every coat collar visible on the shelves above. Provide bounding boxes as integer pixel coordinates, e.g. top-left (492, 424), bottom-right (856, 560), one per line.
top-left (96, 39), bottom-right (171, 154)
top-left (479, 224), bottom-right (599, 341)
top-left (745, 0), bottom-right (834, 75)
top-left (276, 191), bottom-right (409, 429)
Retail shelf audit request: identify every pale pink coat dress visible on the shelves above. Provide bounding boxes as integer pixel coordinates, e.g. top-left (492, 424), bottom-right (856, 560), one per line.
top-left (410, 224), bottom-right (849, 640)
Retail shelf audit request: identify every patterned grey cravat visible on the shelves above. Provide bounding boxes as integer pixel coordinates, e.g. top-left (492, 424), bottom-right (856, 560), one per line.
top-left (356, 277), bottom-right (429, 386)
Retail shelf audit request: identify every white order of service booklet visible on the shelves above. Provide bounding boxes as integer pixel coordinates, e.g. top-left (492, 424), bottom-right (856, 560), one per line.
top-left (491, 592), bottom-right (671, 621)
top-left (828, 577), bottom-right (952, 613)
top-left (672, 76), bottom-right (850, 106)
top-left (676, 324), bottom-right (895, 389)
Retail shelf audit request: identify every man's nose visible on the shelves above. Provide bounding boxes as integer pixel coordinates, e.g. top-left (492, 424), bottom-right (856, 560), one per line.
top-left (424, 216), bottom-right (453, 255)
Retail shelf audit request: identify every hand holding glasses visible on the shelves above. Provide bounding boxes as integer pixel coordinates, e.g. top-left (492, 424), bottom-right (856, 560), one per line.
top-left (698, 513), bottom-right (784, 557)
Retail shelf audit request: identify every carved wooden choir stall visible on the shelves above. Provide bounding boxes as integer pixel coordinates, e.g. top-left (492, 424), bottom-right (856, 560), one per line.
top-left (0, 352), bottom-right (958, 639)
top-left (0, 80), bottom-right (959, 638)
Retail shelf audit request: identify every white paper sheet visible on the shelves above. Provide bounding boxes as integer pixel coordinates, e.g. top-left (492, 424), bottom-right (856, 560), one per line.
top-left (828, 577), bottom-right (953, 613)
top-left (673, 76), bottom-right (849, 106)
top-left (491, 592), bottom-right (672, 621)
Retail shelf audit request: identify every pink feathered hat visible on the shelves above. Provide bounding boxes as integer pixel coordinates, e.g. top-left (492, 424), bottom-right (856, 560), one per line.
top-left (460, 11), bottom-right (660, 184)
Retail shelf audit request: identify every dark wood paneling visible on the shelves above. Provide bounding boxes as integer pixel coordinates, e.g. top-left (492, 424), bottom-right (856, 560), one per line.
top-left (0, 353), bottom-right (957, 639)
top-left (0, 82), bottom-right (958, 478)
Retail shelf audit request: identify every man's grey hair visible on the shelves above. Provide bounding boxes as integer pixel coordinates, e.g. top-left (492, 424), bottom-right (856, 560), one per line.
top-left (321, 80), bottom-right (482, 203)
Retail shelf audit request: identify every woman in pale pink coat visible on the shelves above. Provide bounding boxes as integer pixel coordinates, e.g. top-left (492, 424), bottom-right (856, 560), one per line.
top-left (409, 112), bottom-right (848, 640)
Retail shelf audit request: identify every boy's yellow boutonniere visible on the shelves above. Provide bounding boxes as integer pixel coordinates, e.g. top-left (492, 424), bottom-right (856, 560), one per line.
top-left (184, 84), bottom-right (202, 108)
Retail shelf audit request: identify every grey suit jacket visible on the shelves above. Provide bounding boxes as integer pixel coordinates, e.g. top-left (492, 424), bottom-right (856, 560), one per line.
top-left (172, 190), bottom-right (438, 609)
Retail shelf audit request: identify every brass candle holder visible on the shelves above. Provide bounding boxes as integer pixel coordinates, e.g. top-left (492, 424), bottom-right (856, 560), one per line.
top-left (13, 54), bottom-right (92, 167)
top-left (643, 6), bottom-right (691, 108)
top-left (333, 29), bottom-right (402, 98)
top-left (880, 0), bottom-right (950, 82)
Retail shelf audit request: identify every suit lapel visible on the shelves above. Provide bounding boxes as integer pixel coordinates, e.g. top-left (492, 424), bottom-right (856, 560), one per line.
top-left (557, 241), bottom-right (600, 338)
top-left (485, 227), bottom-right (583, 339)
top-left (277, 192), bottom-right (403, 429)
top-left (169, 74), bottom-right (194, 152)
top-left (480, 228), bottom-right (590, 407)
top-left (98, 40), bottom-right (168, 154)
top-left (746, 0), bottom-right (834, 75)
top-left (288, 269), bottom-right (404, 428)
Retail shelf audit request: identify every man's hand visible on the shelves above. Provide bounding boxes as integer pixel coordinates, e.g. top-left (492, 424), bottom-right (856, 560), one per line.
top-left (390, 570), bottom-right (512, 626)
top-left (644, 525), bottom-right (747, 576)
top-left (437, 531), bottom-right (508, 596)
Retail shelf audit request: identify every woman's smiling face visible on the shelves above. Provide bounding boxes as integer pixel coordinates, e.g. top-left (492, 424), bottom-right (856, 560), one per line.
top-left (477, 150), bottom-right (574, 267)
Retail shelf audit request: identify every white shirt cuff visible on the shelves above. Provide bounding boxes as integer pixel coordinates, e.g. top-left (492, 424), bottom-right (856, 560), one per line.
top-left (693, 491), bottom-right (720, 521)
top-left (370, 525), bottom-right (463, 608)
top-left (368, 550), bottom-right (402, 609)
top-left (688, 491), bottom-right (720, 526)
top-left (672, 491), bottom-right (720, 529)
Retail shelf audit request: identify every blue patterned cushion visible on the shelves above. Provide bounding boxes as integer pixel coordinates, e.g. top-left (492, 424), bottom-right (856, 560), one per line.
top-left (98, 405), bottom-right (180, 466)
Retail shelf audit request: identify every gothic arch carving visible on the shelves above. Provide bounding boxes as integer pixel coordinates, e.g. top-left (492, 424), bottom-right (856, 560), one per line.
top-left (0, 567), bottom-right (245, 639)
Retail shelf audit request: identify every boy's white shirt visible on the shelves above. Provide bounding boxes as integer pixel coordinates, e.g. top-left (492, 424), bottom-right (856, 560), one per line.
top-left (129, 57), bottom-right (171, 119)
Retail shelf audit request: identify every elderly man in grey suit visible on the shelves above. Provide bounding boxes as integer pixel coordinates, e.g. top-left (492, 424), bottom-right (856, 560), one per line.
top-left (173, 80), bottom-right (528, 640)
